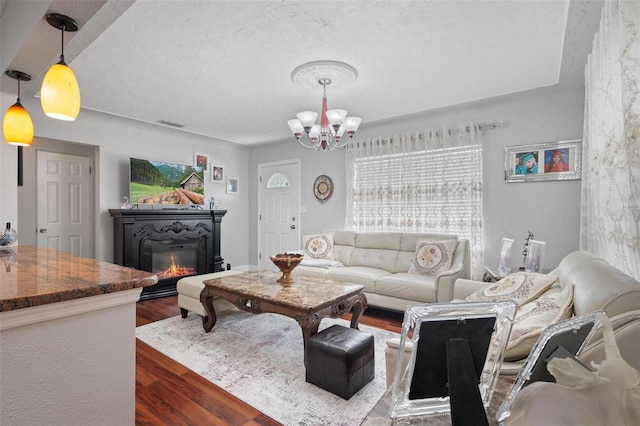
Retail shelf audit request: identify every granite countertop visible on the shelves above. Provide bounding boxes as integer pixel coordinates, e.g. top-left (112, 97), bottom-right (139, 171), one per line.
top-left (0, 245), bottom-right (157, 312)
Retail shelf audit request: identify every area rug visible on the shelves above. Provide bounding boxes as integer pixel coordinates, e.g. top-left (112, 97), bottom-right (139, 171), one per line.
top-left (135, 309), bottom-right (399, 426)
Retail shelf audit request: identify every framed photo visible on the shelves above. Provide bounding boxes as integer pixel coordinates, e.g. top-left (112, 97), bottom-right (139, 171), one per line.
top-left (504, 139), bottom-right (582, 182)
top-left (498, 237), bottom-right (514, 276)
top-left (194, 153), bottom-right (208, 171)
top-left (226, 177), bottom-right (238, 195)
top-left (390, 302), bottom-right (517, 422)
top-left (211, 164), bottom-right (224, 183)
top-left (497, 311), bottom-right (603, 423)
top-left (524, 239), bottom-right (546, 273)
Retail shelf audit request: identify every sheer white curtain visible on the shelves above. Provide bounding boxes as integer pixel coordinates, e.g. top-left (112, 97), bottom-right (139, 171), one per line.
top-left (345, 123), bottom-right (484, 279)
top-left (581, 1), bottom-right (640, 280)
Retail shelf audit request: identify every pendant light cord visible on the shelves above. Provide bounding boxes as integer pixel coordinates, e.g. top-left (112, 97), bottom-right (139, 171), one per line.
top-left (59, 23), bottom-right (66, 64)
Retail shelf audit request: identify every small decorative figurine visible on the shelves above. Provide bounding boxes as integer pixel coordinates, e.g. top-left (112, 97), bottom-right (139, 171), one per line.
top-left (522, 230), bottom-right (534, 268)
top-left (121, 196), bottom-right (133, 209)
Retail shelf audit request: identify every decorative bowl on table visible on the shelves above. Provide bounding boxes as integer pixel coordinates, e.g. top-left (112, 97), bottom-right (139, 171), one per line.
top-left (270, 253), bottom-right (304, 285)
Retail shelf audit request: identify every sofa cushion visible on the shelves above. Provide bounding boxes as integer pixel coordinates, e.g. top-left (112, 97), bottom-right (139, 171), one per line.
top-left (349, 248), bottom-right (399, 272)
top-left (465, 272), bottom-right (558, 306)
top-left (505, 283), bottom-right (574, 361)
top-left (408, 239), bottom-right (458, 276)
top-left (303, 232), bottom-right (335, 260)
top-left (375, 273), bottom-right (437, 303)
top-left (326, 266), bottom-right (390, 293)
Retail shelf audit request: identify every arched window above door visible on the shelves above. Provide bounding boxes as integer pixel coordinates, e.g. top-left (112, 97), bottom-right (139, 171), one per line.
top-left (267, 172), bottom-right (290, 188)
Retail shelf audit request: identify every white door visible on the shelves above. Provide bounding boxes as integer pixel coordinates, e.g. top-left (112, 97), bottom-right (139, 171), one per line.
top-left (258, 160), bottom-right (301, 270)
top-left (37, 151), bottom-right (93, 257)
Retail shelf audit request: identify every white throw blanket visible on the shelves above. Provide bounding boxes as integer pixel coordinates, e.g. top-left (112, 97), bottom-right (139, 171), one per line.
top-left (300, 258), bottom-right (344, 269)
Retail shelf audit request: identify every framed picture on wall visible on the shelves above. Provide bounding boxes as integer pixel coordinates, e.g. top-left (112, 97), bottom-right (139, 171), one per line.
top-left (504, 139), bottom-right (582, 182)
top-left (194, 153), bottom-right (208, 171)
top-left (211, 164), bottom-right (224, 183)
top-left (226, 177), bottom-right (238, 195)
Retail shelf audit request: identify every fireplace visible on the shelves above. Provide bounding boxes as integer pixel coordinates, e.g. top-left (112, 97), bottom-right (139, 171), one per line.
top-left (109, 209), bottom-right (226, 300)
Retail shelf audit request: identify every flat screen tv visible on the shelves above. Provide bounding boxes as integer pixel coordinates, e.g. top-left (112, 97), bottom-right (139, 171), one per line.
top-left (129, 157), bottom-right (205, 205)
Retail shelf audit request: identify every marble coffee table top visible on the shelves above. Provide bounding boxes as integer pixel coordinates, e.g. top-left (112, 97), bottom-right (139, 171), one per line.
top-left (203, 270), bottom-right (364, 310)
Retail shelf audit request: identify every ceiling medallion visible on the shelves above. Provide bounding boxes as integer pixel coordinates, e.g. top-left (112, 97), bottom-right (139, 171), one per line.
top-left (291, 60), bottom-right (358, 90)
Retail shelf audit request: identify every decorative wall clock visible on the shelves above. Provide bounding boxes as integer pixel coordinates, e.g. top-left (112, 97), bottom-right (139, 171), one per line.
top-left (313, 175), bottom-right (334, 203)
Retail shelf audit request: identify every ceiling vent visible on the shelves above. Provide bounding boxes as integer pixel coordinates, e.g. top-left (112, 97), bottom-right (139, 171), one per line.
top-left (157, 119), bottom-right (185, 128)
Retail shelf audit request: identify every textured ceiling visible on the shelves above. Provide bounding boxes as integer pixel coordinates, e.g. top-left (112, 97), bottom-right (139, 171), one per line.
top-left (3, 1), bottom-right (603, 145)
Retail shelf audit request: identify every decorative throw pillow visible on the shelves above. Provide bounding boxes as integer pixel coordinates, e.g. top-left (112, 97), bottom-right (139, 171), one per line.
top-left (303, 232), bottom-right (335, 260)
top-left (465, 272), bottom-right (558, 306)
top-left (408, 239), bottom-right (458, 276)
top-left (504, 284), bottom-right (574, 361)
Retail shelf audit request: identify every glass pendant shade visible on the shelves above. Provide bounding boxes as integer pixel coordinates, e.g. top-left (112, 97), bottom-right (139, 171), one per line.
top-left (41, 62), bottom-right (81, 121)
top-left (3, 101), bottom-right (34, 146)
top-left (296, 111), bottom-right (318, 129)
top-left (326, 109), bottom-right (347, 126)
top-left (287, 119), bottom-right (304, 139)
top-left (344, 116), bottom-right (362, 134)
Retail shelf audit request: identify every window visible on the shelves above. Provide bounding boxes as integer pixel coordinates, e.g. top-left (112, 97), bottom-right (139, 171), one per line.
top-left (267, 173), bottom-right (290, 189)
top-left (346, 125), bottom-right (484, 278)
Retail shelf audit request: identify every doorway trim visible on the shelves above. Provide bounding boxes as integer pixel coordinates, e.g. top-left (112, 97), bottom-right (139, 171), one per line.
top-left (257, 158), bottom-right (301, 270)
top-left (19, 137), bottom-right (99, 258)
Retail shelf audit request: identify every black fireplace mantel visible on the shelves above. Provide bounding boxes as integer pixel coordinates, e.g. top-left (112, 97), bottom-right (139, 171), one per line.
top-left (109, 208), bottom-right (226, 300)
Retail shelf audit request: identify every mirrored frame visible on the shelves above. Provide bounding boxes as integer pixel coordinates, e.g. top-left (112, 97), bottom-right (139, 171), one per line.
top-left (390, 301), bottom-right (517, 422)
top-left (496, 311), bottom-right (604, 423)
top-left (504, 139), bottom-right (582, 182)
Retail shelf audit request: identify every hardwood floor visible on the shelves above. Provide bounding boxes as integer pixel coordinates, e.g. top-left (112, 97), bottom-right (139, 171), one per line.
top-left (135, 295), bottom-right (403, 425)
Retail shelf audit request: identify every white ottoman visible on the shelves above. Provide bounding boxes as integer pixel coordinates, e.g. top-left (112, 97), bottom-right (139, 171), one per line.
top-left (177, 270), bottom-right (242, 319)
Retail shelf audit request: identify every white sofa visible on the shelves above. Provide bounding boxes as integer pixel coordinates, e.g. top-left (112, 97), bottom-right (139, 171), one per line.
top-left (293, 230), bottom-right (470, 311)
top-left (385, 250), bottom-right (640, 386)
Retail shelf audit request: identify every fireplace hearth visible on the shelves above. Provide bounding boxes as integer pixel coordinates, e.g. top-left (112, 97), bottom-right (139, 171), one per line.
top-left (109, 209), bottom-right (226, 300)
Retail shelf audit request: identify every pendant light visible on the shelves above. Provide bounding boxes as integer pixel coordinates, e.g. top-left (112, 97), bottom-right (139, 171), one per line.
top-left (41, 13), bottom-right (81, 121)
top-left (287, 61), bottom-right (362, 152)
top-left (3, 70), bottom-right (34, 146)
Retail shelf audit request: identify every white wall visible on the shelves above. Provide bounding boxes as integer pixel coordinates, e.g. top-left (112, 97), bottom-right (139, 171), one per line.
top-left (2, 81), bottom-right (584, 272)
top-left (249, 84), bottom-right (585, 270)
top-left (4, 93), bottom-right (251, 268)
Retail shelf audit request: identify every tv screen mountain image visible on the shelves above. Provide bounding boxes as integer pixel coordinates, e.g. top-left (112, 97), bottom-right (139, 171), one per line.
top-left (129, 157), bottom-right (205, 205)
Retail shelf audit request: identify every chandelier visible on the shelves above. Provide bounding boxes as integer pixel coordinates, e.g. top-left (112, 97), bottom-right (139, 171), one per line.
top-left (287, 61), bottom-right (362, 151)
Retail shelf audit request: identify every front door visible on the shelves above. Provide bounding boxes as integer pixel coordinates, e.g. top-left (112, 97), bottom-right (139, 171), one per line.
top-left (258, 160), bottom-right (301, 270)
top-left (37, 150), bottom-right (93, 257)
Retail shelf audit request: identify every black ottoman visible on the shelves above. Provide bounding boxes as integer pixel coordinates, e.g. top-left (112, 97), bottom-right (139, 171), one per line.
top-left (306, 325), bottom-right (375, 400)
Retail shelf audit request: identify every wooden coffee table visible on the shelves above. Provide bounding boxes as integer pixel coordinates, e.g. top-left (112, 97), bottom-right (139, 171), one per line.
top-left (200, 270), bottom-right (367, 352)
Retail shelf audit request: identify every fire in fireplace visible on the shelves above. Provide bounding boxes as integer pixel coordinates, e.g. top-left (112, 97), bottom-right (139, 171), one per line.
top-left (150, 241), bottom-right (200, 280)
top-left (155, 255), bottom-right (197, 280)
